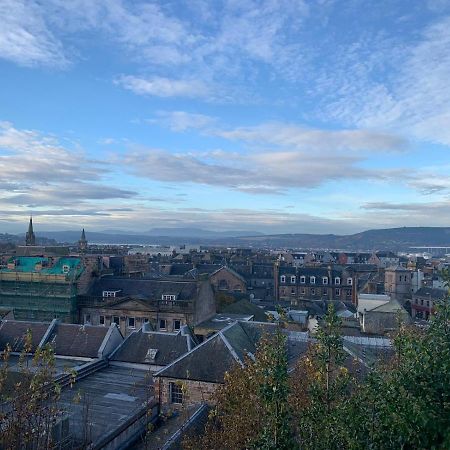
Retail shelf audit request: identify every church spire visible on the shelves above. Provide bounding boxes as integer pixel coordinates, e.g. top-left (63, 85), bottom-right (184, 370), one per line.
top-left (78, 228), bottom-right (88, 252)
top-left (25, 216), bottom-right (36, 246)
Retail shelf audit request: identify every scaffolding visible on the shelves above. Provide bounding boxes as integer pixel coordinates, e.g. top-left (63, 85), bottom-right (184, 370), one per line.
top-left (0, 272), bottom-right (79, 322)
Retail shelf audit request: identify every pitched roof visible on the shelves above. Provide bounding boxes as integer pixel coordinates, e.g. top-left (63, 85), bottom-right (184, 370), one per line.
top-left (414, 287), bottom-right (448, 299)
top-left (111, 329), bottom-right (193, 366)
top-left (47, 323), bottom-right (109, 358)
top-left (210, 266), bottom-right (247, 283)
top-left (154, 321), bottom-right (307, 383)
top-left (0, 320), bottom-right (49, 352)
top-left (87, 277), bottom-right (198, 300)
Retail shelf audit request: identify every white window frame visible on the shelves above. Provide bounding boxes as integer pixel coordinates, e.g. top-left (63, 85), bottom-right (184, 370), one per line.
top-left (173, 319), bottom-right (181, 331)
top-left (311, 288), bottom-right (315, 295)
top-left (300, 276), bottom-right (306, 284)
top-left (310, 276), bottom-right (316, 284)
top-left (162, 294), bottom-right (176, 301)
top-left (335, 288), bottom-right (341, 296)
top-left (280, 275), bottom-right (286, 283)
top-left (113, 316), bottom-right (120, 326)
top-left (290, 276), bottom-right (296, 283)
top-left (99, 315), bottom-right (105, 326)
top-left (322, 277), bottom-right (328, 285)
top-left (347, 278), bottom-right (353, 285)
top-left (102, 290), bottom-right (120, 298)
top-left (159, 319), bottom-right (167, 330)
top-left (62, 264), bottom-right (70, 274)
top-left (335, 277), bottom-right (341, 285)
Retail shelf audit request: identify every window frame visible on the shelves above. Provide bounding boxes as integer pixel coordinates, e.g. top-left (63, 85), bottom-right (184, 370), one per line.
top-left (170, 382), bottom-right (183, 404)
top-left (159, 318), bottom-right (167, 330)
top-left (128, 317), bottom-right (136, 329)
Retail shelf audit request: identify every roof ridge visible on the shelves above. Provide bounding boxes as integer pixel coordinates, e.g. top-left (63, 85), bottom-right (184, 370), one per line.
top-left (154, 321), bottom-right (238, 377)
top-left (218, 329), bottom-right (244, 366)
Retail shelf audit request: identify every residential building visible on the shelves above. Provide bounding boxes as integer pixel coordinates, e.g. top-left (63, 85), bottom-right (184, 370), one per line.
top-left (412, 287), bottom-right (447, 320)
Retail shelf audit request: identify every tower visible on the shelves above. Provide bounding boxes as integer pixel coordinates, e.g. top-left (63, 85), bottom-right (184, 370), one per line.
top-left (25, 216), bottom-right (36, 246)
top-left (78, 228), bottom-right (88, 252)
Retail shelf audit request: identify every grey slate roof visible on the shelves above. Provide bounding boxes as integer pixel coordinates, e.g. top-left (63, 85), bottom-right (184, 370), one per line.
top-left (111, 329), bottom-right (194, 366)
top-left (87, 277), bottom-right (198, 300)
top-left (0, 320), bottom-right (49, 352)
top-left (414, 287), bottom-right (448, 299)
top-left (47, 323), bottom-right (109, 358)
top-left (155, 321), bottom-right (308, 383)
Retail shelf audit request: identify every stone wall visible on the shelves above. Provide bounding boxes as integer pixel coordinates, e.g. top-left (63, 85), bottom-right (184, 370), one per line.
top-left (155, 376), bottom-right (219, 409)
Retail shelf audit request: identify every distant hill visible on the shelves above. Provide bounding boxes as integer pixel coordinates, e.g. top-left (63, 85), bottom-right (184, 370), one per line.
top-left (2, 227), bottom-right (449, 251)
top-left (230, 227), bottom-right (450, 251)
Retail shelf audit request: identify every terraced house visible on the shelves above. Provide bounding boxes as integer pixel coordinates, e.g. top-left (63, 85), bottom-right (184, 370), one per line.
top-left (276, 266), bottom-right (357, 305)
top-left (0, 256), bottom-right (85, 322)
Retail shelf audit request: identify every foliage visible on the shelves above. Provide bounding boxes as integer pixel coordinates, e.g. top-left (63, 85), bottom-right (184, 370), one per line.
top-left (183, 329), bottom-right (293, 450)
top-left (184, 279), bottom-right (450, 450)
top-left (0, 330), bottom-right (61, 449)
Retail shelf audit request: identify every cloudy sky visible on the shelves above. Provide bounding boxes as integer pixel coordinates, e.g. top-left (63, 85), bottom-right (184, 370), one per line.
top-left (0, 0), bottom-right (449, 235)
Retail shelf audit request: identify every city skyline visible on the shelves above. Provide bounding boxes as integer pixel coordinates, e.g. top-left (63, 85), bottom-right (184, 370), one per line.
top-left (1, 0), bottom-right (450, 234)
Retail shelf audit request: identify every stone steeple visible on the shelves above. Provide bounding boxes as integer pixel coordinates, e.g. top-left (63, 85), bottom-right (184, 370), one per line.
top-left (78, 228), bottom-right (88, 252)
top-left (25, 216), bottom-right (36, 246)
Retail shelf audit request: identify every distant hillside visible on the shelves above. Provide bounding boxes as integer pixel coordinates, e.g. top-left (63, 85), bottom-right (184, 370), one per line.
top-left (2, 227), bottom-right (449, 251)
top-left (230, 227), bottom-right (450, 251)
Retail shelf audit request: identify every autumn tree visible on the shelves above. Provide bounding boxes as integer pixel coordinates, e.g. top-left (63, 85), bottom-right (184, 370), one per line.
top-left (0, 330), bottom-right (62, 449)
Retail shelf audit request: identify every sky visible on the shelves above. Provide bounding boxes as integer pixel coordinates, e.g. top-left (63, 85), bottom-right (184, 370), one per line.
top-left (0, 0), bottom-right (450, 235)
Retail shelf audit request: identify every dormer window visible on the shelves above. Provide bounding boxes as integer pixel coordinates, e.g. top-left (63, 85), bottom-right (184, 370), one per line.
top-left (62, 264), bottom-right (70, 274)
top-left (145, 348), bottom-right (158, 363)
top-left (103, 290), bottom-right (121, 298)
top-left (347, 278), bottom-right (353, 285)
top-left (300, 276), bottom-right (306, 284)
top-left (280, 275), bottom-right (286, 283)
top-left (290, 276), bottom-right (296, 283)
top-left (162, 294), bottom-right (176, 301)
top-left (335, 277), bottom-right (341, 285)
top-left (322, 277), bottom-right (328, 285)
top-left (310, 276), bottom-right (316, 284)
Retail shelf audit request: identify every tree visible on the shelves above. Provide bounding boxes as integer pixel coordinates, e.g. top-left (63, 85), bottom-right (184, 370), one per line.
top-left (0, 330), bottom-right (62, 449)
top-left (183, 329), bottom-right (294, 450)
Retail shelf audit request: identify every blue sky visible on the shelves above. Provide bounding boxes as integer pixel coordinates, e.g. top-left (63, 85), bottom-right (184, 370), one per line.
top-left (0, 0), bottom-right (449, 234)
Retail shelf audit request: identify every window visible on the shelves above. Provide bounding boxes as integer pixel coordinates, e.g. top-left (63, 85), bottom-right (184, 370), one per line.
top-left (300, 288), bottom-right (306, 295)
top-left (280, 275), bottom-right (286, 283)
top-left (62, 264), bottom-right (70, 274)
top-left (347, 278), bottom-right (353, 285)
top-left (311, 288), bottom-right (315, 295)
top-left (290, 276), bottom-right (296, 283)
top-left (159, 319), bottom-right (167, 330)
top-left (84, 314), bottom-right (91, 324)
top-left (421, 299), bottom-right (424, 306)
top-left (300, 276), bottom-right (306, 284)
top-left (128, 317), bottom-right (136, 329)
top-left (335, 277), bottom-right (341, 285)
top-left (103, 290), bottom-right (120, 298)
top-left (291, 288), bottom-right (295, 295)
top-left (170, 382), bottom-right (183, 404)
top-left (310, 276), bottom-right (316, 284)
top-left (113, 316), bottom-right (120, 326)
top-left (346, 290), bottom-right (352, 297)
top-left (173, 320), bottom-right (181, 331)
top-left (99, 315), bottom-right (105, 326)
top-left (426, 300), bottom-right (430, 307)
top-left (335, 288), bottom-right (341, 296)
top-left (323, 289), bottom-right (328, 296)
top-left (322, 277), bottom-right (328, 285)
top-left (162, 294), bottom-right (176, 301)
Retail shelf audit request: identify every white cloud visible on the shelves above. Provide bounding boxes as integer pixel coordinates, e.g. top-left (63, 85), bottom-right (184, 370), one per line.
top-left (0, 122), bottom-right (136, 208)
top-left (115, 75), bottom-right (211, 98)
top-left (0, 0), bottom-right (68, 67)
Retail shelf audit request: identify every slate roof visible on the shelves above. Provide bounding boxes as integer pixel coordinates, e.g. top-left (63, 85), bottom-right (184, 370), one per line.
top-left (47, 323), bottom-right (109, 358)
top-left (111, 329), bottom-right (194, 366)
top-left (414, 287), bottom-right (447, 299)
top-left (0, 320), bottom-right (49, 352)
top-left (210, 266), bottom-right (247, 283)
top-left (87, 278), bottom-right (198, 300)
top-left (155, 321), bottom-right (308, 383)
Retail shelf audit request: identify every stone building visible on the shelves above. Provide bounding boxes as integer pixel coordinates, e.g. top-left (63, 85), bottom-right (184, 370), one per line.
top-left (209, 266), bottom-right (247, 293)
top-left (276, 266), bottom-right (356, 304)
top-left (384, 267), bottom-right (412, 303)
top-left (78, 277), bottom-right (215, 336)
top-left (153, 321), bottom-right (309, 409)
top-left (411, 287), bottom-right (447, 320)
